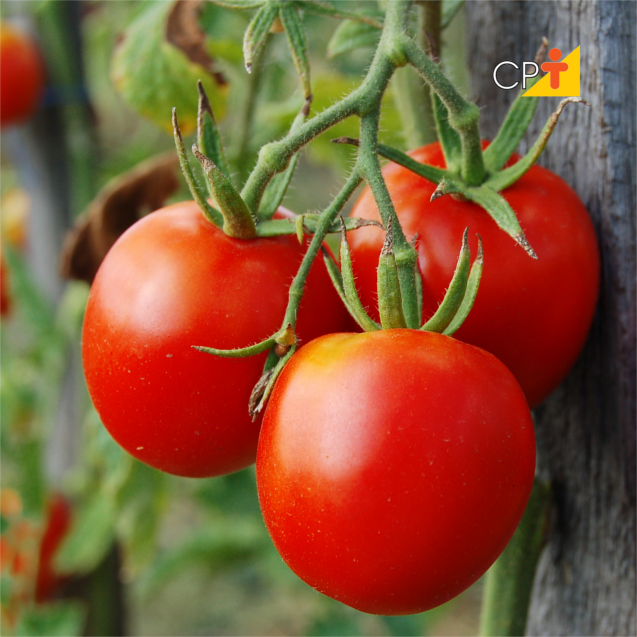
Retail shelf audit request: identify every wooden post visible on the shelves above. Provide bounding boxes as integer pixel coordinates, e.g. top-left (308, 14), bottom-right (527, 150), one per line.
top-left (465, 2), bottom-right (636, 634)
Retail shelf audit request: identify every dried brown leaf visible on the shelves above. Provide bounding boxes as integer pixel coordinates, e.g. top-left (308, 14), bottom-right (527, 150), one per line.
top-left (60, 153), bottom-right (180, 284)
top-left (166, 0), bottom-right (227, 86)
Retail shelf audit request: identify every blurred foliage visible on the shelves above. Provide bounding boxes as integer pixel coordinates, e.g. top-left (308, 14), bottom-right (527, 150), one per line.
top-left (1, 1), bottom-right (478, 635)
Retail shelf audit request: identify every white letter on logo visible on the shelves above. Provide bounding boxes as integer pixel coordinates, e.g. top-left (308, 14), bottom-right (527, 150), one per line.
top-left (493, 61), bottom-right (519, 90)
top-left (522, 62), bottom-right (539, 89)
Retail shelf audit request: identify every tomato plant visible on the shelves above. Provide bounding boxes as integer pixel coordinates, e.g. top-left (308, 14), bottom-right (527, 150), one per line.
top-left (348, 142), bottom-right (600, 408)
top-left (82, 201), bottom-right (353, 478)
top-left (0, 22), bottom-right (45, 127)
top-left (257, 329), bottom-right (536, 615)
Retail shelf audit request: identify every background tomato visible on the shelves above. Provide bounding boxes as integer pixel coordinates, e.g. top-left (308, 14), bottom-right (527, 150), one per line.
top-left (82, 201), bottom-right (353, 478)
top-left (35, 494), bottom-right (73, 602)
top-left (348, 143), bottom-right (600, 408)
top-left (0, 22), bottom-right (45, 126)
top-left (257, 329), bottom-right (536, 615)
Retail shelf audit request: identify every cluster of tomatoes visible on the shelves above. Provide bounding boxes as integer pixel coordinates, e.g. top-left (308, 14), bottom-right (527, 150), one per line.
top-left (81, 142), bottom-right (599, 614)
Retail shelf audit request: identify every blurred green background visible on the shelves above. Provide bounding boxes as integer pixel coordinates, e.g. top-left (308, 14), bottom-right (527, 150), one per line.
top-left (1, 2), bottom-right (480, 635)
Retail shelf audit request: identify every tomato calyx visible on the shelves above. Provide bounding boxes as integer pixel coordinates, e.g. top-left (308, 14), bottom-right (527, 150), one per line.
top-left (332, 38), bottom-right (588, 260)
top-left (326, 215), bottom-right (484, 335)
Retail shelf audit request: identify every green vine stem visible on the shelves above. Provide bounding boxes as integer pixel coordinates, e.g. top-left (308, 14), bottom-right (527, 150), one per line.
top-left (479, 479), bottom-right (552, 636)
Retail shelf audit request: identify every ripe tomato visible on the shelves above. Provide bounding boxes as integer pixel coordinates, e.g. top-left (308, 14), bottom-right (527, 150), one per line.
top-left (82, 201), bottom-right (353, 478)
top-left (348, 143), bottom-right (600, 408)
top-left (257, 330), bottom-right (536, 615)
top-left (0, 23), bottom-right (45, 127)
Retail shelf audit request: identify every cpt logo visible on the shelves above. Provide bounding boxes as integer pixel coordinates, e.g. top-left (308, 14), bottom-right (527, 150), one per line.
top-left (493, 46), bottom-right (580, 97)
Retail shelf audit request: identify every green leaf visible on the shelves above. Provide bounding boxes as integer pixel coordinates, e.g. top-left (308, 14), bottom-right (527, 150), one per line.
top-left (138, 521), bottom-right (265, 598)
top-left (111, 2), bottom-right (227, 134)
top-left (243, 2), bottom-right (277, 72)
top-left (15, 602), bottom-right (86, 637)
top-left (441, 0), bottom-right (465, 28)
top-left (327, 19), bottom-right (380, 59)
top-left (116, 462), bottom-right (168, 572)
top-left (54, 493), bottom-right (117, 576)
top-left (280, 3), bottom-right (312, 100)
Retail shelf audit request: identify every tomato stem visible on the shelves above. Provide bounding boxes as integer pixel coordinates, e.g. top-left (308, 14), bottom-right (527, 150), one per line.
top-left (479, 479), bottom-right (552, 637)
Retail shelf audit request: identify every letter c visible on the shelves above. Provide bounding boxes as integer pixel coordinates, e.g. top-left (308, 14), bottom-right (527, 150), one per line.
top-left (493, 61), bottom-right (519, 90)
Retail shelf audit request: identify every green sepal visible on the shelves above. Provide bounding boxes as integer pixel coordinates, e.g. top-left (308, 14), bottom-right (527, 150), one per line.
top-left (279, 3), bottom-right (312, 100)
top-left (338, 219), bottom-right (381, 331)
top-left (197, 81), bottom-right (231, 182)
top-left (486, 98), bottom-right (587, 192)
top-left (444, 235), bottom-right (483, 335)
top-left (299, 1), bottom-right (383, 28)
top-left (258, 106), bottom-right (307, 220)
top-left (377, 141), bottom-right (448, 184)
top-left (437, 180), bottom-right (537, 259)
top-left (331, 136), bottom-right (448, 184)
top-left (441, 0), bottom-right (465, 28)
top-left (377, 219), bottom-right (407, 330)
top-left (172, 109), bottom-right (224, 227)
top-left (483, 39), bottom-right (549, 172)
top-left (327, 19), bottom-right (381, 59)
top-left (255, 215), bottom-right (381, 237)
top-left (322, 248), bottom-right (380, 332)
top-left (483, 91), bottom-right (540, 173)
top-left (192, 145), bottom-right (258, 239)
top-left (193, 337), bottom-right (275, 359)
top-left (243, 3), bottom-right (278, 72)
top-left (422, 228), bottom-right (471, 332)
top-left (432, 93), bottom-right (462, 173)
top-left (412, 236), bottom-right (423, 326)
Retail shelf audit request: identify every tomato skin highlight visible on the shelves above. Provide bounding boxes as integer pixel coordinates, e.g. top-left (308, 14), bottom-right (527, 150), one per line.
top-left (82, 201), bottom-right (353, 478)
top-left (0, 23), bottom-right (45, 127)
top-left (349, 143), bottom-right (600, 408)
top-left (257, 330), bottom-right (536, 615)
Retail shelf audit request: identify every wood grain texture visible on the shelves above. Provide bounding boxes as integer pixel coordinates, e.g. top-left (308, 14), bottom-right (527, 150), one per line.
top-left (464, 2), bottom-right (636, 635)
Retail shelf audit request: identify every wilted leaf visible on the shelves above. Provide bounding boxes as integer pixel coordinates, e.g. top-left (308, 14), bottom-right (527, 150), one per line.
top-left (166, 0), bottom-right (226, 85)
top-left (111, 1), bottom-right (228, 134)
top-left (60, 153), bottom-right (180, 284)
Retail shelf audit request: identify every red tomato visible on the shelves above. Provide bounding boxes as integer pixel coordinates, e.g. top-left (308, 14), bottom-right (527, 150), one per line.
top-left (1, 254), bottom-right (10, 317)
top-left (349, 143), bottom-right (600, 408)
top-left (257, 330), bottom-right (535, 615)
top-left (82, 201), bottom-right (353, 478)
top-left (35, 494), bottom-right (72, 602)
top-left (0, 23), bottom-right (45, 126)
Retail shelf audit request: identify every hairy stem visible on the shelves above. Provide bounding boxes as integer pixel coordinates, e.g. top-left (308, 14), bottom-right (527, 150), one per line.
top-left (401, 37), bottom-right (485, 185)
